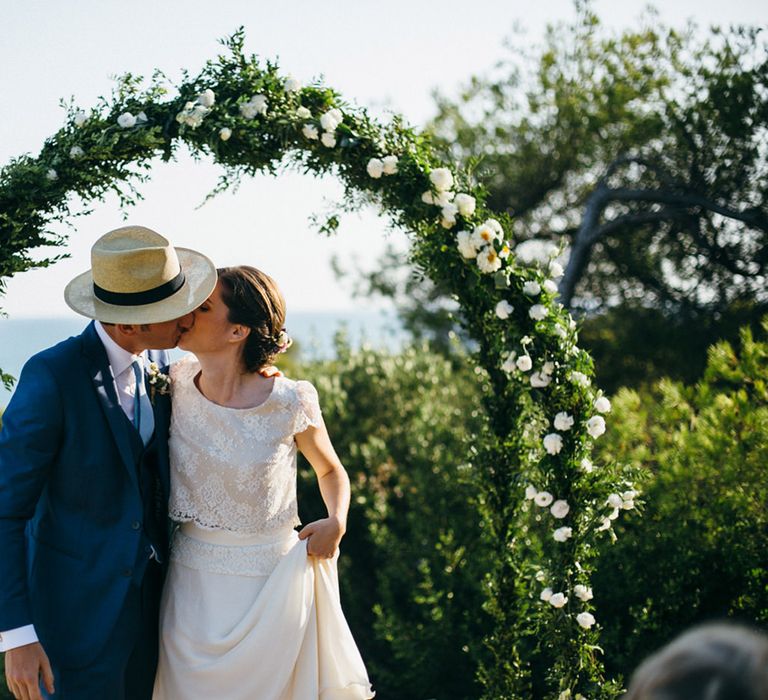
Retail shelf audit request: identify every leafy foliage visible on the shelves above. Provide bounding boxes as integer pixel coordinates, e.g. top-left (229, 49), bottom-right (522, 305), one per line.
top-left (430, 7), bottom-right (768, 315)
top-left (296, 336), bottom-right (488, 699)
top-left (592, 320), bottom-right (768, 675)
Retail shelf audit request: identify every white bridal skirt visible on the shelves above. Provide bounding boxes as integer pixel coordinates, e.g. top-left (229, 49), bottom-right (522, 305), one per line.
top-left (152, 523), bottom-right (374, 700)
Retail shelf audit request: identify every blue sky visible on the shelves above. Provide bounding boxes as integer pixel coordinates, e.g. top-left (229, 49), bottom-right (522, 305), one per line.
top-left (1, 0), bottom-right (764, 317)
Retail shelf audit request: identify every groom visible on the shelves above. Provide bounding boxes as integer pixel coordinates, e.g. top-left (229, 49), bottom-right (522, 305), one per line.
top-left (0, 226), bottom-right (216, 699)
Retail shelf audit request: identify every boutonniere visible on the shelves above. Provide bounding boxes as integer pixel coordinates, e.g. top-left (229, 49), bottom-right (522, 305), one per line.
top-left (147, 362), bottom-right (171, 403)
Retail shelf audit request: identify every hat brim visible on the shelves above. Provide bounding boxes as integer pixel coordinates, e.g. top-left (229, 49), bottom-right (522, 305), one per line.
top-left (64, 248), bottom-right (218, 324)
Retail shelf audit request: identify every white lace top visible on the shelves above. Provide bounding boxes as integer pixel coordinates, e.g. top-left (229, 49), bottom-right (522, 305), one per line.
top-left (167, 355), bottom-right (323, 536)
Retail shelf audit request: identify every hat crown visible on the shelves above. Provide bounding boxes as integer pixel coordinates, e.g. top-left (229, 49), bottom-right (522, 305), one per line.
top-left (91, 226), bottom-right (181, 294)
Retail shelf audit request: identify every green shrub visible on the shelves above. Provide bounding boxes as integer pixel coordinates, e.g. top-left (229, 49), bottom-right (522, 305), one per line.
top-left (296, 336), bottom-right (490, 699)
top-left (592, 322), bottom-right (768, 677)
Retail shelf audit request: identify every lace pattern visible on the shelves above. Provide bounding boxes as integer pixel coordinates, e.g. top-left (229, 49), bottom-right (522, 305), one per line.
top-left (170, 528), bottom-right (298, 577)
top-left (168, 355), bottom-right (323, 535)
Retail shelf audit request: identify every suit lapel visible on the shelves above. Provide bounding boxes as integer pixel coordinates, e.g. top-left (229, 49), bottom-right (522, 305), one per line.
top-left (81, 322), bottom-right (140, 484)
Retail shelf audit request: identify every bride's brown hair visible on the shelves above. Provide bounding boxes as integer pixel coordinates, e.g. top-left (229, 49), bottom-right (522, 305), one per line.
top-left (217, 266), bottom-right (286, 373)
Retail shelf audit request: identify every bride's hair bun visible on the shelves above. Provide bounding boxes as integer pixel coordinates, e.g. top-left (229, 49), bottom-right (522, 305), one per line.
top-left (217, 265), bottom-right (287, 373)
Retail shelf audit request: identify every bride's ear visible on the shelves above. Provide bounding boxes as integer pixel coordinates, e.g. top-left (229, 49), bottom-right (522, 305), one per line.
top-left (230, 325), bottom-right (251, 343)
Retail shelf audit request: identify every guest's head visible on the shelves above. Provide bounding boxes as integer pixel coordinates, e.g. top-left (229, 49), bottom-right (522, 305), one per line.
top-left (179, 265), bottom-right (286, 372)
top-left (624, 622), bottom-right (768, 700)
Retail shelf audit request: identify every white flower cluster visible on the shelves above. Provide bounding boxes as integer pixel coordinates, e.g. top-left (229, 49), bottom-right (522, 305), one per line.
top-left (240, 94), bottom-right (268, 120)
top-left (315, 107), bottom-right (344, 147)
top-left (117, 111), bottom-right (148, 129)
top-left (597, 488), bottom-right (638, 531)
top-left (456, 219), bottom-right (511, 273)
top-left (525, 486), bottom-right (572, 543)
top-left (176, 89), bottom-right (215, 129)
top-left (423, 168), bottom-right (476, 229)
top-left (540, 580), bottom-right (596, 631)
top-left (367, 155), bottom-right (398, 178)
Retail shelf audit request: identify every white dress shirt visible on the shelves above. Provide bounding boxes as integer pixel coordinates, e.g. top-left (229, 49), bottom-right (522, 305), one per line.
top-left (0, 322), bottom-right (149, 652)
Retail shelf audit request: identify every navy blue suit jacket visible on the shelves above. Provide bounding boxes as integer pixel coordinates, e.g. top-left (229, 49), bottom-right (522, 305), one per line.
top-left (0, 322), bottom-right (171, 668)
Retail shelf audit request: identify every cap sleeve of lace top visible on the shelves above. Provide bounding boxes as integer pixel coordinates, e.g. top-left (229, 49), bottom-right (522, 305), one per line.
top-left (294, 380), bottom-right (323, 435)
top-left (170, 353), bottom-right (199, 386)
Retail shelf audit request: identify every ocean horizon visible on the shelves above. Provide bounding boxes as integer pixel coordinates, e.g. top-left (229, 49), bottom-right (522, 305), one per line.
top-left (0, 310), bottom-right (404, 408)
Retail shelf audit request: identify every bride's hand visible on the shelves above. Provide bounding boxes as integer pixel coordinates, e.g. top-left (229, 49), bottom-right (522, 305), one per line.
top-left (298, 516), bottom-right (346, 559)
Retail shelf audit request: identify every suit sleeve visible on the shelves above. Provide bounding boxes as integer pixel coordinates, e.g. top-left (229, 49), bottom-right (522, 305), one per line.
top-left (0, 354), bottom-right (64, 631)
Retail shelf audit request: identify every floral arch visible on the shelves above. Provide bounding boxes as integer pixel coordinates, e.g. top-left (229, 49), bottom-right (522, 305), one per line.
top-left (0, 31), bottom-right (635, 699)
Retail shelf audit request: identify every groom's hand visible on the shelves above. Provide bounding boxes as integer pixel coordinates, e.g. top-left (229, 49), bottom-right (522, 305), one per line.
top-left (5, 642), bottom-right (54, 699)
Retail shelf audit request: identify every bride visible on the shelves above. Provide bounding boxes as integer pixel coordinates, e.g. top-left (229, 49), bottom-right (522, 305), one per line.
top-left (152, 266), bottom-right (374, 699)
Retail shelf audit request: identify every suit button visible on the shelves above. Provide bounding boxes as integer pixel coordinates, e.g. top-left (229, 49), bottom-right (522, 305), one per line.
top-left (122, 568), bottom-right (133, 577)
top-left (131, 521), bottom-right (141, 530)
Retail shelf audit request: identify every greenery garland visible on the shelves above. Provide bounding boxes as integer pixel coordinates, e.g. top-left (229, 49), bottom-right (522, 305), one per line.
top-left (0, 30), bottom-right (640, 699)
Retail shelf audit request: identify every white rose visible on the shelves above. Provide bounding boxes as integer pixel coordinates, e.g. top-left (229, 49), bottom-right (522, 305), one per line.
top-left (586, 415), bottom-right (606, 438)
top-left (296, 106), bottom-right (312, 119)
top-left (580, 458), bottom-right (594, 473)
top-left (540, 587), bottom-right (554, 602)
top-left (382, 155), bottom-right (399, 175)
top-left (367, 158), bottom-right (385, 178)
top-left (607, 493), bottom-right (623, 509)
top-left (197, 89), bottom-right (215, 107)
top-left (523, 281), bottom-right (541, 296)
top-left (574, 585), bottom-right (594, 601)
top-left (529, 304), bottom-right (548, 321)
top-left (421, 190), bottom-right (436, 205)
top-left (501, 351), bottom-right (517, 374)
top-left (570, 371), bottom-right (590, 387)
top-left (454, 193), bottom-right (476, 217)
top-left (321, 131), bottom-right (337, 148)
top-left (543, 361), bottom-right (555, 375)
top-left (543, 433), bottom-right (563, 455)
top-left (534, 491), bottom-right (554, 507)
top-left (549, 592), bottom-right (568, 608)
top-left (432, 190), bottom-right (454, 206)
top-left (456, 231), bottom-right (477, 259)
top-left (69, 146), bottom-right (84, 158)
top-left (553, 325), bottom-right (568, 339)
top-left (495, 300), bottom-right (514, 319)
top-left (550, 500), bottom-right (570, 518)
top-left (550, 261), bottom-right (565, 278)
top-left (477, 248), bottom-right (502, 274)
top-left (136, 111), bottom-right (148, 124)
top-left (319, 109), bottom-right (342, 131)
top-left (622, 498), bottom-right (635, 510)
top-left (302, 124), bottom-right (319, 140)
top-left (554, 412), bottom-right (574, 431)
top-left (117, 112), bottom-right (136, 128)
top-left (622, 489), bottom-right (638, 501)
top-left (470, 222), bottom-right (501, 249)
top-left (597, 517), bottom-right (612, 532)
top-left (521, 335), bottom-right (533, 345)
top-left (45, 169), bottom-right (58, 181)
top-left (429, 167), bottom-right (454, 191)
top-left (530, 371), bottom-right (551, 388)
top-left (219, 127), bottom-right (232, 141)
top-left (535, 570), bottom-right (547, 582)
top-left (441, 203), bottom-right (459, 228)
top-left (73, 111), bottom-right (87, 127)
top-left (525, 485), bottom-right (538, 500)
top-left (595, 396), bottom-right (612, 413)
top-left (516, 355), bottom-right (533, 372)
top-left (576, 612), bottom-right (596, 629)
top-left (284, 76), bottom-right (301, 93)
top-left (543, 279), bottom-right (559, 294)
top-left (553, 526), bottom-right (573, 542)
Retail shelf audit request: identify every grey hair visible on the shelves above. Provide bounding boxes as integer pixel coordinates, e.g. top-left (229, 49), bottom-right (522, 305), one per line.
top-left (624, 623), bottom-right (768, 700)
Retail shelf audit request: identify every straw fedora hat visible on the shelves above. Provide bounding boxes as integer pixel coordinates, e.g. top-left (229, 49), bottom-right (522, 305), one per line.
top-left (64, 225), bottom-right (217, 324)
